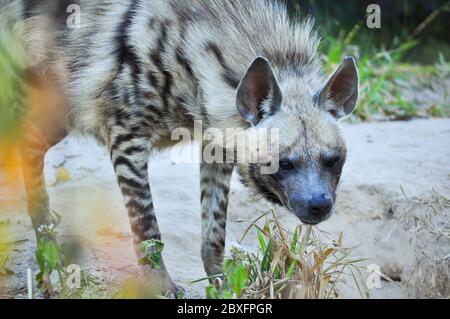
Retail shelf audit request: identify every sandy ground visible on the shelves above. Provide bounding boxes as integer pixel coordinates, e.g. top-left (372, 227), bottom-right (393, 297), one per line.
top-left (0, 118), bottom-right (449, 299)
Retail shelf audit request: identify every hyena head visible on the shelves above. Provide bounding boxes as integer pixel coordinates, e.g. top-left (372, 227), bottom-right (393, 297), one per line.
top-left (236, 56), bottom-right (359, 225)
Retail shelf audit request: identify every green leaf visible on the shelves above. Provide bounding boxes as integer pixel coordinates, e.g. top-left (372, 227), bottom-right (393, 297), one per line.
top-left (221, 290), bottom-right (233, 299)
top-left (43, 241), bottom-right (60, 269)
top-left (261, 238), bottom-right (272, 272)
top-left (223, 258), bottom-right (235, 275)
top-left (140, 239), bottom-right (165, 269)
top-left (34, 232), bottom-right (65, 292)
top-left (286, 259), bottom-right (296, 279)
top-left (205, 285), bottom-right (218, 299)
top-left (35, 271), bottom-right (44, 285)
top-left (230, 265), bottom-right (248, 298)
top-left (257, 230), bottom-right (266, 252)
top-left (290, 226), bottom-right (300, 253)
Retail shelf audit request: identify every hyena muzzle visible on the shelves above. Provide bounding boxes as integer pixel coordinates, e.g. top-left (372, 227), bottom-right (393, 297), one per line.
top-left (1, 0), bottom-right (358, 296)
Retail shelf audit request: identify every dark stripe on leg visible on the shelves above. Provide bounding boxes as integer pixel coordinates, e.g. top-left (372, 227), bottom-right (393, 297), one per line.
top-left (113, 156), bottom-right (146, 179)
top-left (117, 175), bottom-right (145, 190)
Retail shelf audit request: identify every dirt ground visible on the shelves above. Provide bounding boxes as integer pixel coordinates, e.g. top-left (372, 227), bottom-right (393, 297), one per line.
top-left (0, 118), bottom-right (449, 299)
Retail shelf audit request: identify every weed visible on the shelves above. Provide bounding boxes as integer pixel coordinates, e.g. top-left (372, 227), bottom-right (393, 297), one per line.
top-left (201, 210), bottom-right (368, 299)
top-left (35, 225), bottom-right (66, 295)
top-left (138, 239), bottom-right (165, 270)
top-left (60, 272), bottom-right (117, 299)
top-left (400, 189), bottom-right (450, 298)
top-left (319, 5), bottom-right (449, 121)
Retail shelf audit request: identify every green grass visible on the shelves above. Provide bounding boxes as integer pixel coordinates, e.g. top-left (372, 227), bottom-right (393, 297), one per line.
top-left (322, 28), bottom-right (450, 121)
top-left (51, 210), bottom-right (370, 299)
top-left (34, 225), bottom-right (67, 295)
top-left (198, 210), bottom-right (369, 299)
top-left (60, 272), bottom-right (117, 299)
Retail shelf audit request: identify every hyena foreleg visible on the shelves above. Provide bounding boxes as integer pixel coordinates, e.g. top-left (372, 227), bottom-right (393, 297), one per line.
top-left (19, 121), bottom-right (66, 296)
top-left (19, 75), bottom-right (68, 235)
top-left (109, 132), bottom-right (178, 295)
top-left (19, 123), bottom-right (62, 235)
top-left (200, 162), bottom-right (234, 277)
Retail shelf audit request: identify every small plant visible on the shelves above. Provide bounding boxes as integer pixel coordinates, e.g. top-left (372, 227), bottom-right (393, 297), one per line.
top-left (400, 189), bottom-right (450, 298)
top-left (139, 239), bottom-right (165, 269)
top-left (319, 3), bottom-right (450, 122)
top-left (202, 210), bottom-right (368, 299)
top-left (35, 224), bottom-right (66, 295)
top-left (323, 24), bottom-right (423, 121)
top-left (205, 252), bottom-right (249, 299)
top-left (61, 271), bottom-right (117, 299)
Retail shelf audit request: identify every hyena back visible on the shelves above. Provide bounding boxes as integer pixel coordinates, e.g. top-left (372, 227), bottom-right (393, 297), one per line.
top-left (2, 0), bottom-right (359, 295)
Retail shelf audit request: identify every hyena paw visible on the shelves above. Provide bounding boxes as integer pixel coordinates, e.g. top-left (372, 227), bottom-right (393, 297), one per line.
top-left (203, 261), bottom-right (224, 282)
top-left (142, 265), bottom-right (183, 298)
top-left (50, 210), bottom-right (62, 226)
top-left (201, 245), bottom-right (224, 279)
top-left (167, 283), bottom-right (186, 299)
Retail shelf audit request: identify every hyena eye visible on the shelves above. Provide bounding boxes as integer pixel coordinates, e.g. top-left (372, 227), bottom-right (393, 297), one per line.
top-left (323, 156), bottom-right (341, 170)
top-left (279, 160), bottom-right (295, 171)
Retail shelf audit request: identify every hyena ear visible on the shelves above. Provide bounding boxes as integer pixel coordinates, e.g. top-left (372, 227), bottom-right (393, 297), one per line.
top-left (236, 57), bottom-right (282, 125)
top-left (315, 56), bottom-right (359, 119)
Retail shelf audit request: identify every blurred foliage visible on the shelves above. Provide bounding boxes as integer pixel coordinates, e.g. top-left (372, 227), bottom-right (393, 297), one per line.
top-left (324, 30), bottom-right (450, 120)
top-left (287, 0), bottom-right (450, 121)
top-left (139, 239), bottom-right (165, 270)
top-left (0, 222), bottom-right (14, 280)
top-left (0, 15), bottom-right (26, 188)
top-left (0, 17), bottom-right (26, 138)
top-left (288, 0), bottom-right (450, 63)
top-left (34, 225), bottom-right (69, 297)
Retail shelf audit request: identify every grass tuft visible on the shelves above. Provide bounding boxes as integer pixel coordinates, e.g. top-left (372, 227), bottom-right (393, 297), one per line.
top-left (203, 210), bottom-right (369, 299)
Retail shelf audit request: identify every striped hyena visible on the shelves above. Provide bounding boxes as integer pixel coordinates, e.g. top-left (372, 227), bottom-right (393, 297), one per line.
top-left (1, 0), bottom-right (358, 295)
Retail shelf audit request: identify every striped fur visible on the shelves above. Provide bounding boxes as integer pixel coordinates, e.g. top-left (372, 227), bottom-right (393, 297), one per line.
top-left (2, 0), bottom-right (358, 295)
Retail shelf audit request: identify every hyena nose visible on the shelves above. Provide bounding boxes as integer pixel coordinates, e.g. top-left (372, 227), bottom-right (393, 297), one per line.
top-left (308, 194), bottom-right (332, 216)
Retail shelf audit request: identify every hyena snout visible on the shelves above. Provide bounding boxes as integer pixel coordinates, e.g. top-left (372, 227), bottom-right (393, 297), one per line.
top-left (289, 190), bottom-right (335, 225)
top-left (307, 193), bottom-right (332, 217)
